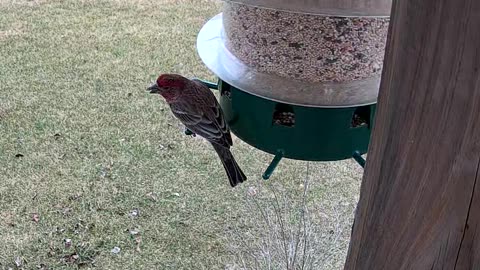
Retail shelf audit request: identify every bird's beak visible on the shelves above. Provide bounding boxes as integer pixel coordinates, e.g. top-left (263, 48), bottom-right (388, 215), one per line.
top-left (147, 83), bottom-right (159, 94)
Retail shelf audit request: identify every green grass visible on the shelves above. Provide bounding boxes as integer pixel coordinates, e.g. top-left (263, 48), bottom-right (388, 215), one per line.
top-left (0, 0), bottom-right (363, 269)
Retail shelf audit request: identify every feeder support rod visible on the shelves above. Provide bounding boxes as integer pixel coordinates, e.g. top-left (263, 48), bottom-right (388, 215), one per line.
top-left (352, 151), bottom-right (366, 168)
top-left (192, 78), bottom-right (218, 90)
top-left (262, 151), bottom-right (284, 180)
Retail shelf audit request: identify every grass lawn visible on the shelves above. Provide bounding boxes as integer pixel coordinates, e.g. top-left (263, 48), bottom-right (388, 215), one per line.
top-left (0, 0), bottom-right (363, 269)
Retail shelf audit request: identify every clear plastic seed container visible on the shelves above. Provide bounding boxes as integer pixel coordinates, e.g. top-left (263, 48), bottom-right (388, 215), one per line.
top-left (196, 1), bottom-right (391, 107)
top-left (223, 0), bottom-right (392, 17)
top-left (223, 2), bottom-right (389, 83)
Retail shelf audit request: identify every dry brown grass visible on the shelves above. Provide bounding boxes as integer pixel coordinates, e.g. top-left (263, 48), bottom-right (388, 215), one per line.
top-left (0, 0), bottom-right (361, 269)
top-left (0, 0), bottom-right (48, 7)
top-left (0, 22), bottom-right (25, 40)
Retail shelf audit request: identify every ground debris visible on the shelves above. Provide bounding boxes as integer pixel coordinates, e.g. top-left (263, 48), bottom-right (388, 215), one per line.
top-left (64, 238), bottom-right (72, 248)
top-left (32, 213), bottom-right (40, 223)
top-left (111, 246), bottom-right (121, 254)
top-left (128, 209), bottom-right (140, 218)
top-left (14, 256), bottom-right (22, 267)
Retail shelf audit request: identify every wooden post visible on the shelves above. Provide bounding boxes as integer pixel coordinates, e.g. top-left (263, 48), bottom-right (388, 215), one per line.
top-left (344, 0), bottom-right (480, 269)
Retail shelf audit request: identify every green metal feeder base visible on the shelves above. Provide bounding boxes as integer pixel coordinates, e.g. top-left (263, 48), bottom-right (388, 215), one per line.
top-left (194, 79), bottom-right (375, 179)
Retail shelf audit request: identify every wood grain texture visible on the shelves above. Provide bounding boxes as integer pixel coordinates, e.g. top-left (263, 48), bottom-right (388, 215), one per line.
top-left (455, 174), bottom-right (480, 269)
top-left (344, 0), bottom-right (480, 269)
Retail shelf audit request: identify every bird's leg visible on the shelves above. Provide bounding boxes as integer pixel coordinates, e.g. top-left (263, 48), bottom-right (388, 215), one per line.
top-left (184, 127), bottom-right (196, 137)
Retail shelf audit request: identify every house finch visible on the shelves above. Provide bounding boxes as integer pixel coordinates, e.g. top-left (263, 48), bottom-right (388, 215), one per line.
top-left (147, 74), bottom-right (247, 187)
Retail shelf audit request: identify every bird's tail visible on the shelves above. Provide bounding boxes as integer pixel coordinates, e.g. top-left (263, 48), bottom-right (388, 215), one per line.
top-left (212, 143), bottom-right (247, 187)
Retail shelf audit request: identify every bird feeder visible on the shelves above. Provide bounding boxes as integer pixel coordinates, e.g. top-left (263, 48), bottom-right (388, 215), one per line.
top-left (196, 0), bottom-right (391, 179)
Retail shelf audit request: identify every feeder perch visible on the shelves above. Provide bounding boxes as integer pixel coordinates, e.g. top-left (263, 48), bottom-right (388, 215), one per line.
top-left (195, 1), bottom-right (390, 178)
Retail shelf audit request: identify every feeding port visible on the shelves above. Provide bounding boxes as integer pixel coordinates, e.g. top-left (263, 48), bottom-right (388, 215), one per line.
top-left (273, 104), bottom-right (295, 127)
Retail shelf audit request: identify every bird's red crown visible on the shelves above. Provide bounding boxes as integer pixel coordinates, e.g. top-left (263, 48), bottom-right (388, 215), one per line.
top-left (157, 74), bottom-right (186, 89)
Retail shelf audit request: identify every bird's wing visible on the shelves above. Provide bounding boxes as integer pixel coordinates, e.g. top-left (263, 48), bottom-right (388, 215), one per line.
top-left (170, 97), bottom-right (232, 147)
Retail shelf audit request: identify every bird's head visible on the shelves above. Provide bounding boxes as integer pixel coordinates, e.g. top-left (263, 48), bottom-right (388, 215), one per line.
top-left (147, 74), bottom-right (188, 102)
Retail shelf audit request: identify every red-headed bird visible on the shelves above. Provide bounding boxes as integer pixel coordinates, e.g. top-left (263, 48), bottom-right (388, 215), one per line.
top-left (147, 74), bottom-right (247, 187)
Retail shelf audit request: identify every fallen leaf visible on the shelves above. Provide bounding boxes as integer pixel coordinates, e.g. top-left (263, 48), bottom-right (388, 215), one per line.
top-left (14, 256), bottom-right (22, 267)
top-left (146, 192), bottom-right (157, 202)
top-left (129, 228), bottom-right (140, 235)
top-left (32, 213), bottom-right (40, 223)
top-left (64, 253), bottom-right (79, 263)
top-left (134, 235), bottom-right (142, 252)
top-left (64, 238), bottom-right (72, 248)
top-left (247, 186), bottom-right (258, 197)
top-left (128, 209), bottom-right (139, 218)
top-left (111, 246), bottom-right (121, 254)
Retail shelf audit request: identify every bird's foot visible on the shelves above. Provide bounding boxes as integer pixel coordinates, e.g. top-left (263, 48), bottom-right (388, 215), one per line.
top-left (184, 128), bottom-right (196, 137)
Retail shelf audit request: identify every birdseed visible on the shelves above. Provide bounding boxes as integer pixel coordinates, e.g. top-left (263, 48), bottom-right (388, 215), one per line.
top-left (222, 2), bottom-right (389, 83)
top-left (351, 113), bottom-right (368, 127)
top-left (273, 111), bottom-right (295, 127)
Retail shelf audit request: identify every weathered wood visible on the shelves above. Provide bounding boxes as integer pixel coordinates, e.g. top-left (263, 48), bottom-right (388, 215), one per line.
top-left (344, 0), bottom-right (480, 269)
top-left (456, 177), bottom-right (480, 269)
